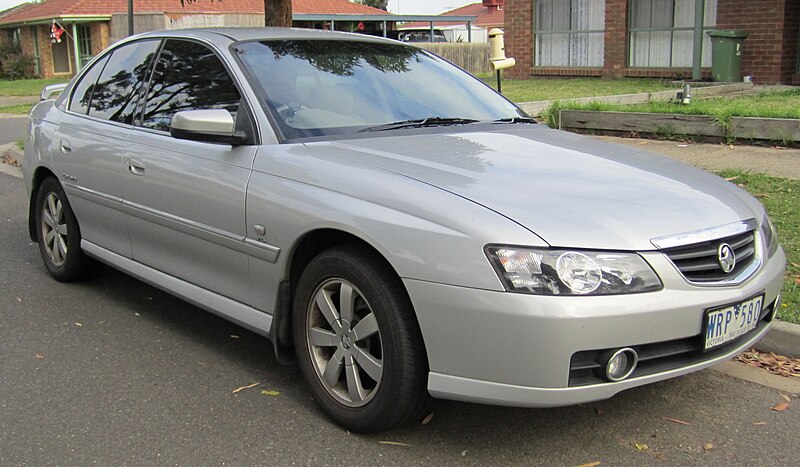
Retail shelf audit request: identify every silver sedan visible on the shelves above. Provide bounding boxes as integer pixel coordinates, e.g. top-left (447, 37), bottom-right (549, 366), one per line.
top-left (23, 28), bottom-right (786, 432)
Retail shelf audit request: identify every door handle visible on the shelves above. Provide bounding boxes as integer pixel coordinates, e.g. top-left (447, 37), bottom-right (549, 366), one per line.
top-left (59, 139), bottom-right (71, 154)
top-left (127, 157), bottom-right (145, 176)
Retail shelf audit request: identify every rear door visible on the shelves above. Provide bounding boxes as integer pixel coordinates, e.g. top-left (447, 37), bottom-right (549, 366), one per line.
top-left (54, 39), bottom-right (162, 258)
top-left (123, 38), bottom-right (257, 305)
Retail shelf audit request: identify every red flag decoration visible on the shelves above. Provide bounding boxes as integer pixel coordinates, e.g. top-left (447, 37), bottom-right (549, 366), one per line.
top-left (50, 20), bottom-right (65, 44)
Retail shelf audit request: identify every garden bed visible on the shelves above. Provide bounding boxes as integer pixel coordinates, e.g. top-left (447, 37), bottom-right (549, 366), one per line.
top-left (558, 111), bottom-right (800, 143)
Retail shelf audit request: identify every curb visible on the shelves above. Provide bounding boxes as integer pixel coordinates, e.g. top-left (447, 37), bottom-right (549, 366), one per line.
top-left (758, 320), bottom-right (800, 359)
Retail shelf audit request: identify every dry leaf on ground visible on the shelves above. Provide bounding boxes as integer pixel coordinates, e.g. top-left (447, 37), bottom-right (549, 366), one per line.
top-left (379, 441), bottom-right (410, 447)
top-left (35, 353), bottom-right (44, 360)
top-left (724, 176), bottom-right (739, 182)
top-left (703, 442), bottom-right (715, 451)
top-left (260, 390), bottom-right (280, 396)
top-left (421, 412), bottom-right (434, 425)
top-left (753, 421), bottom-right (767, 425)
top-left (2, 153), bottom-right (20, 167)
top-left (635, 442), bottom-right (649, 452)
top-left (661, 417), bottom-right (692, 426)
top-left (772, 402), bottom-right (790, 412)
top-left (753, 193), bottom-right (770, 198)
top-left (231, 382), bottom-right (259, 394)
top-left (575, 462), bottom-right (602, 467)
top-left (735, 349), bottom-right (800, 378)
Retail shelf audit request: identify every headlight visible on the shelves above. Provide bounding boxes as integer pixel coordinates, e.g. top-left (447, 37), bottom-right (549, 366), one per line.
top-left (485, 246), bottom-right (663, 296)
top-left (760, 214), bottom-right (779, 257)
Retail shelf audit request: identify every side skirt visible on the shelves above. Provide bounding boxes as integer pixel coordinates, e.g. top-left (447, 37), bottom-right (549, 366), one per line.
top-left (81, 240), bottom-right (273, 337)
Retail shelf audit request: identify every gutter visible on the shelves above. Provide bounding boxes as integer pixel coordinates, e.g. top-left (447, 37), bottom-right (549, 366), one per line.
top-left (0, 15), bottom-right (111, 28)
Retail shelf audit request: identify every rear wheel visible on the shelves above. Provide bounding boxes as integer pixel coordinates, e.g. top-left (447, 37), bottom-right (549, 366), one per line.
top-left (293, 245), bottom-right (430, 432)
top-left (35, 177), bottom-right (103, 281)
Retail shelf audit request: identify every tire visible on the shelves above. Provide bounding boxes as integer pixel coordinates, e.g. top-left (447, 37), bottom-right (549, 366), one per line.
top-left (293, 245), bottom-right (430, 432)
top-left (34, 177), bottom-right (103, 281)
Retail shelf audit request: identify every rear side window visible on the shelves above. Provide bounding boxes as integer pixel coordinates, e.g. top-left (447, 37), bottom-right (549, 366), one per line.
top-left (88, 40), bottom-right (161, 124)
top-left (68, 55), bottom-right (110, 115)
top-left (140, 39), bottom-right (241, 132)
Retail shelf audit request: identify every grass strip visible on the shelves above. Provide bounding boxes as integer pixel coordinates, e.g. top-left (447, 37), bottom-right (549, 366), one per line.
top-left (477, 76), bottom-right (676, 104)
top-left (0, 104), bottom-right (34, 114)
top-left (0, 78), bottom-right (66, 97)
top-left (541, 88), bottom-right (800, 126)
top-left (717, 170), bottom-right (799, 324)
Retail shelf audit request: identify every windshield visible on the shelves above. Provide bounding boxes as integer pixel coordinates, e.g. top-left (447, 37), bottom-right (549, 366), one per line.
top-left (233, 39), bottom-right (525, 140)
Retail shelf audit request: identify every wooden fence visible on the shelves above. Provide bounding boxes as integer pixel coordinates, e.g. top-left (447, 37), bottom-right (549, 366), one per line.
top-left (414, 43), bottom-right (491, 75)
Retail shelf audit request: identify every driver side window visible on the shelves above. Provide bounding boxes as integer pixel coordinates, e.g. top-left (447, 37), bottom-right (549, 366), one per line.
top-left (140, 39), bottom-right (242, 132)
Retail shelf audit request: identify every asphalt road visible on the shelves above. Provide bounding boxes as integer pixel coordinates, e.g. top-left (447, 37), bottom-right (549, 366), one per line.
top-left (1, 175), bottom-right (799, 465)
top-left (0, 115), bottom-right (27, 145)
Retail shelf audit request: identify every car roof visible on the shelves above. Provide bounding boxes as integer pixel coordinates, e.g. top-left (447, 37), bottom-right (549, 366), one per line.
top-left (133, 27), bottom-right (400, 45)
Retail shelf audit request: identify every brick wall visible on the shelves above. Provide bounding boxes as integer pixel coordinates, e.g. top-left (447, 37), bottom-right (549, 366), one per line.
top-left (504, 0), bottom-right (799, 84)
top-left (504, 0), bottom-right (532, 79)
top-left (716, 0), bottom-right (796, 84)
top-left (90, 22), bottom-right (110, 55)
top-left (604, 0), bottom-right (628, 77)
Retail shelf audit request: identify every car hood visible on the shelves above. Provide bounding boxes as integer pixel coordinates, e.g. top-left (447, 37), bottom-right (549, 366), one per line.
top-left (303, 126), bottom-right (763, 250)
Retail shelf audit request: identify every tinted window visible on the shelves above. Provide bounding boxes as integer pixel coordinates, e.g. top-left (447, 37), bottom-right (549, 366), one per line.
top-left (141, 40), bottom-right (241, 132)
top-left (88, 40), bottom-right (161, 123)
top-left (68, 55), bottom-right (110, 115)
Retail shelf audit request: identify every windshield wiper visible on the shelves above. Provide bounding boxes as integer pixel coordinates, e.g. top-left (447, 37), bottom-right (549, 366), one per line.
top-left (493, 117), bottom-right (537, 124)
top-left (358, 117), bottom-right (479, 132)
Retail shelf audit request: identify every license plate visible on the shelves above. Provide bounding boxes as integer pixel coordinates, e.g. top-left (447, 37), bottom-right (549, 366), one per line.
top-left (703, 294), bottom-right (764, 350)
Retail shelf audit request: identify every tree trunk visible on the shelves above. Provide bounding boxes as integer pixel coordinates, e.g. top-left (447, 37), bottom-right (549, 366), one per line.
top-left (265, 0), bottom-right (292, 27)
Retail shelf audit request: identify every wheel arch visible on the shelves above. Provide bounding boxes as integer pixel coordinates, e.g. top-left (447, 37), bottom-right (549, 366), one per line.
top-left (28, 166), bottom-right (58, 242)
top-left (271, 228), bottom-right (429, 365)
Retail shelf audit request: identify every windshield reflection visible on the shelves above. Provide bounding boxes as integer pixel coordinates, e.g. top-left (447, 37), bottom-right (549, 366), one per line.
top-left (234, 39), bottom-right (523, 140)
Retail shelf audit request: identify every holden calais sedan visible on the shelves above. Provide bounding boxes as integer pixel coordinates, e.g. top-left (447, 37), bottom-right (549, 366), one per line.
top-left (24, 28), bottom-right (785, 432)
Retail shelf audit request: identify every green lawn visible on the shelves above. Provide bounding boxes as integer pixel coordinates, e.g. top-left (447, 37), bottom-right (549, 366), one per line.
top-left (543, 88), bottom-right (800, 121)
top-left (717, 170), bottom-right (800, 324)
top-left (0, 78), bottom-right (66, 97)
top-left (0, 103), bottom-right (34, 114)
top-left (477, 76), bottom-right (677, 104)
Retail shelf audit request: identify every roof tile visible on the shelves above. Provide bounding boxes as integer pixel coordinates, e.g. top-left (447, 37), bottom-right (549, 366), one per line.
top-left (0, 0), bottom-right (387, 25)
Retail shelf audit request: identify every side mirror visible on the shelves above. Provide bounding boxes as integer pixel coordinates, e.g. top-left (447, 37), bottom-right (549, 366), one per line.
top-left (170, 109), bottom-right (248, 145)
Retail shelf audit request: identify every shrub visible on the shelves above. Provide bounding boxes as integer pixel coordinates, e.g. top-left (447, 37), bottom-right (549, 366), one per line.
top-left (1, 53), bottom-right (35, 79)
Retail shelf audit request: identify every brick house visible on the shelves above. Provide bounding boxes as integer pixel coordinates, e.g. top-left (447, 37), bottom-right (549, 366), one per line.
top-left (0, 0), bottom-right (389, 79)
top-left (504, 0), bottom-right (800, 84)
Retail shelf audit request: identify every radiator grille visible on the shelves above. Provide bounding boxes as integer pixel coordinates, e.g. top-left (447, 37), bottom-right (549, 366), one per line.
top-left (662, 230), bottom-right (756, 283)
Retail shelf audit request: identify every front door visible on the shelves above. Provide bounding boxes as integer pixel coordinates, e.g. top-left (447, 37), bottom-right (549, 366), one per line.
top-left (123, 39), bottom-right (256, 305)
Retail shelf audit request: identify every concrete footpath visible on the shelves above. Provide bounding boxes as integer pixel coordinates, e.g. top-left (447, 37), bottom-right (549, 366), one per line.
top-left (2, 134), bottom-right (799, 359)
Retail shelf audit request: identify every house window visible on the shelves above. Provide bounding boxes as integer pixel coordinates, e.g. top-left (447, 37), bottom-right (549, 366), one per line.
top-left (6, 28), bottom-right (21, 46)
top-left (77, 24), bottom-right (93, 68)
top-left (629, 0), bottom-right (717, 68)
top-left (535, 0), bottom-right (605, 67)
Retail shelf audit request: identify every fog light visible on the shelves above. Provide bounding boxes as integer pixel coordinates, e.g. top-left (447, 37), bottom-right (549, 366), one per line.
top-left (605, 348), bottom-right (638, 382)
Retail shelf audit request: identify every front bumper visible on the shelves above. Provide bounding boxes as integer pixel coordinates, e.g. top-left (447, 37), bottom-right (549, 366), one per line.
top-left (405, 246), bottom-right (786, 407)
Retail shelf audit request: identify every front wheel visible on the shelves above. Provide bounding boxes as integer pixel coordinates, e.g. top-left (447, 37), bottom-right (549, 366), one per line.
top-left (293, 246), bottom-right (430, 432)
top-left (34, 177), bottom-right (103, 281)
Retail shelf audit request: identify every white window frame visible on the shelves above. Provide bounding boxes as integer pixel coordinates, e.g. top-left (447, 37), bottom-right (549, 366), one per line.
top-left (534, 0), bottom-right (606, 68)
top-left (628, 0), bottom-right (717, 68)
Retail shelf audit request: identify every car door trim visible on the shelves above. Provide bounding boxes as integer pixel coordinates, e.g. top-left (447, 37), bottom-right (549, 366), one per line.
top-left (81, 239), bottom-right (273, 336)
top-left (64, 182), bottom-right (280, 263)
top-left (120, 199), bottom-right (281, 263)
